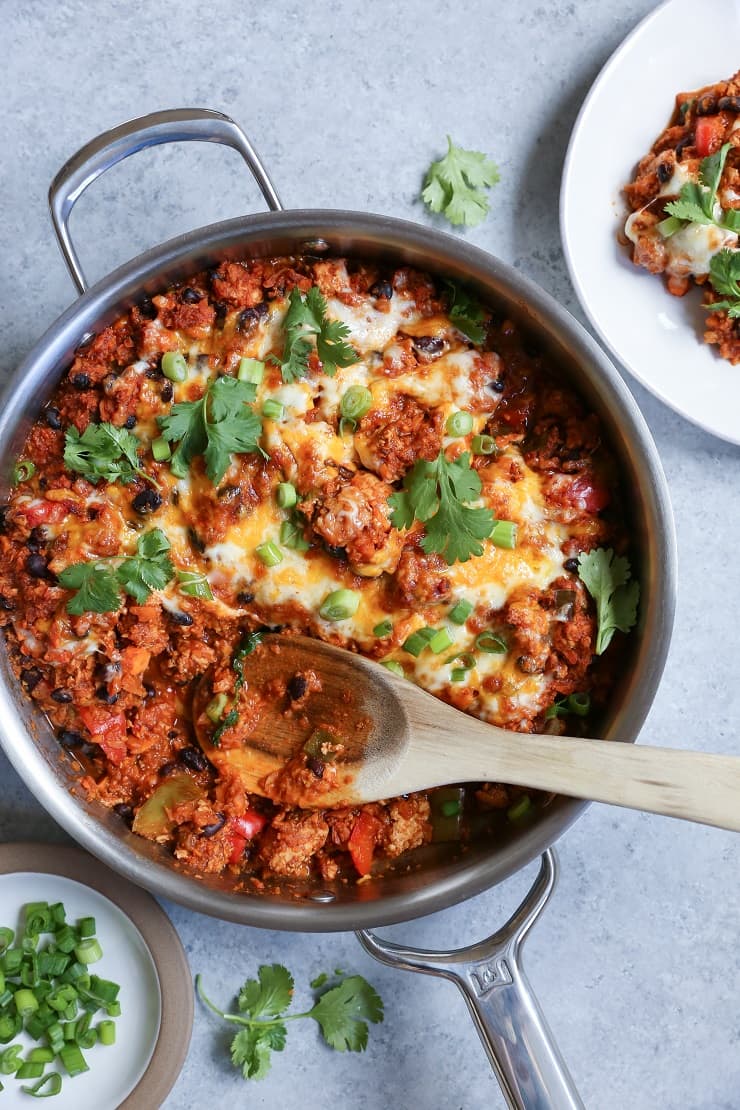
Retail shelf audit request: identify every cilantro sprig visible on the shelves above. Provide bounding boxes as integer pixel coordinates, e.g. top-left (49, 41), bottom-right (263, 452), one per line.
top-left (64, 422), bottom-right (155, 487)
top-left (211, 630), bottom-right (264, 745)
top-left (577, 547), bottom-right (640, 655)
top-left (389, 450), bottom-right (494, 564)
top-left (707, 248), bottom-right (740, 316)
top-left (196, 965), bottom-right (383, 1082)
top-left (271, 287), bottom-right (358, 383)
top-left (58, 529), bottom-right (174, 615)
top-left (660, 143), bottom-right (740, 236)
top-left (422, 137), bottom-right (500, 228)
top-left (445, 281), bottom-right (488, 344)
top-left (157, 375), bottom-right (263, 486)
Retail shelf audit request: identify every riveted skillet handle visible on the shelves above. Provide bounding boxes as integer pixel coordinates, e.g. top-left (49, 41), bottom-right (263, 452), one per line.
top-left (357, 851), bottom-right (584, 1110)
top-left (48, 107), bottom-right (283, 295)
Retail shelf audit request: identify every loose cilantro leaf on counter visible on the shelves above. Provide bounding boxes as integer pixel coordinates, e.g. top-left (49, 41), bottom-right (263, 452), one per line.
top-left (64, 422), bottom-right (153, 486)
top-left (445, 281), bottom-right (487, 344)
top-left (661, 143), bottom-right (740, 235)
top-left (707, 248), bottom-right (740, 316)
top-left (422, 137), bottom-right (500, 228)
top-left (577, 547), bottom-right (640, 655)
top-left (196, 965), bottom-right (383, 1082)
top-left (271, 287), bottom-right (358, 382)
top-left (59, 529), bottom-right (174, 615)
top-left (389, 450), bottom-right (494, 565)
top-left (157, 375), bottom-right (263, 485)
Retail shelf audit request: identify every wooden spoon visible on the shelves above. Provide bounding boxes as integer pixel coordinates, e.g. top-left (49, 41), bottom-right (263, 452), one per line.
top-left (194, 634), bottom-right (740, 831)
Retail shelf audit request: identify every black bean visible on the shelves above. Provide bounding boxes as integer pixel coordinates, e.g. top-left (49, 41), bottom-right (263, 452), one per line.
top-left (113, 802), bottom-right (134, 823)
top-left (159, 760), bottom-right (178, 777)
top-left (657, 161), bottom-right (672, 184)
top-left (236, 591), bottom-right (255, 605)
top-left (718, 96), bottom-right (740, 113)
top-left (413, 336), bottom-right (444, 356)
top-left (523, 337), bottom-right (542, 358)
top-left (58, 729), bottom-right (84, 748)
top-left (213, 301), bottom-right (228, 328)
top-left (45, 407), bottom-right (62, 430)
top-left (371, 280), bottom-right (393, 300)
top-left (675, 134), bottom-right (694, 160)
top-left (188, 528), bottom-right (206, 553)
top-left (169, 610), bottom-right (193, 627)
top-left (696, 94), bottom-right (718, 116)
top-left (27, 526), bottom-right (45, 552)
top-left (287, 674), bottom-right (307, 700)
top-left (146, 366), bottom-right (164, 380)
top-left (138, 298), bottom-right (158, 320)
top-left (517, 655), bottom-right (543, 675)
top-left (180, 287), bottom-right (203, 304)
top-left (564, 557), bottom-right (580, 573)
top-left (171, 489), bottom-right (179, 507)
top-left (71, 372), bottom-right (91, 390)
top-left (132, 488), bottom-right (162, 514)
top-left (0, 594), bottom-right (15, 611)
top-left (0, 507), bottom-right (7, 534)
top-left (488, 378), bottom-right (505, 394)
top-left (179, 745), bottom-right (208, 772)
top-left (25, 553), bottom-right (49, 579)
top-left (124, 414), bottom-right (137, 429)
top-left (202, 813), bottom-right (227, 838)
top-left (95, 684), bottom-right (119, 704)
top-left (144, 683), bottom-right (156, 700)
top-left (161, 381), bottom-right (174, 403)
top-left (217, 484), bottom-right (241, 502)
top-left (50, 688), bottom-right (73, 703)
top-left (324, 544), bottom-right (347, 560)
top-left (21, 667), bottom-right (43, 691)
top-left (307, 756), bottom-right (325, 779)
top-left (237, 303), bottom-right (269, 331)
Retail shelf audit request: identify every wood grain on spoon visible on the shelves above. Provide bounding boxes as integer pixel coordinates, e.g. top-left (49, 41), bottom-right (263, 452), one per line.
top-left (194, 634), bottom-right (740, 832)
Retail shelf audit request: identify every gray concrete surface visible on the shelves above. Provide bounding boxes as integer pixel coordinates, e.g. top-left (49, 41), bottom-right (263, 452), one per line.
top-left (1, 1), bottom-right (738, 1107)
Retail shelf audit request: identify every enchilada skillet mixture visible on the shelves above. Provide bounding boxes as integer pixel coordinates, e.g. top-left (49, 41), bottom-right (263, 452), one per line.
top-left (0, 256), bottom-right (635, 887)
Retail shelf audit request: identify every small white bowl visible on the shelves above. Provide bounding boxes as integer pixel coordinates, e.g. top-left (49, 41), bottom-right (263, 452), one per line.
top-left (560, 0), bottom-right (740, 445)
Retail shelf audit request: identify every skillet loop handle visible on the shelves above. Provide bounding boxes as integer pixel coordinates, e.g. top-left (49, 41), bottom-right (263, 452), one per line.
top-left (48, 108), bottom-right (283, 295)
top-left (357, 850), bottom-right (584, 1110)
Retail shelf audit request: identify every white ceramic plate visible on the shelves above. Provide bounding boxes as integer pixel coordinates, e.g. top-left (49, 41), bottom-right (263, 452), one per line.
top-left (0, 844), bottom-right (193, 1109)
top-left (560, 0), bottom-right (740, 445)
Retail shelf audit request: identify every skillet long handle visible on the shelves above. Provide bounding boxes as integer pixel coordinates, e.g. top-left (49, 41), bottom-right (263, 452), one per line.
top-left (48, 108), bottom-right (283, 294)
top-left (390, 692), bottom-right (740, 830)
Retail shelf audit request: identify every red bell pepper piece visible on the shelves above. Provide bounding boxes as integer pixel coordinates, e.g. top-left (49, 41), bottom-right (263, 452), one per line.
top-left (20, 500), bottom-right (71, 527)
top-left (695, 116), bottom-right (725, 157)
top-left (226, 811), bottom-right (267, 865)
top-left (564, 475), bottom-right (610, 513)
top-left (77, 706), bottom-right (128, 765)
top-left (348, 811), bottom-right (381, 877)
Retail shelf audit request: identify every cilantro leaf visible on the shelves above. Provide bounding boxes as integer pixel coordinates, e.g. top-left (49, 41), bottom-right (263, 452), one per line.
top-left (422, 137), bottom-right (500, 228)
top-left (230, 1023), bottom-right (286, 1081)
top-left (115, 529), bottom-right (174, 604)
top-left (64, 422), bottom-right (151, 486)
top-left (577, 547), bottom-right (640, 655)
top-left (706, 249), bottom-right (740, 317)
top-left (663, 143), bottom-right (734, 234)
top-left (308, 975), bottom-right (384, 1053)
top-left (157, 375), bottom-right (262, 485)
top-left (58, 560), bottom-right (121, 616)
top-left (445, 281), bottom-right (487, 344)
top-left (272, 287), bottom-right (358, 382)
top-left (389, 451), bottom-right (494, 564)
top-left (238, 964), bottom-right (293, 1020)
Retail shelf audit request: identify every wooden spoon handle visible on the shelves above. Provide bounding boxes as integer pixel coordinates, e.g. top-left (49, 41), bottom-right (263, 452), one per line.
top-left (389, 706), bottom-right (740, 831)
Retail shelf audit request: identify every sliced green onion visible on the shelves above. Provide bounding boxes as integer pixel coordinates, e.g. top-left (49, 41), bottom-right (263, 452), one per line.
top-left (381, 660), bottom-right (404, 677)
top-left (255, 541), bottom-right (283, 567)
top-left (440, 799), bottom-right (462, 817)
top-left (402, 627), bottom-right (436, 657)
top-left (276, 482), bottom-right (297, 508)
top-left (0, 928), bottom-right (13, 953)
top-left (237, 357), bottom-right (265, 385)
top-left (448, 599), bottom-right (473, 624)
top-left (319, 588), bottom-right (361, 622)
top-left (262, 398), bottom-right (285, 420)
top-left (446, 410), bottom-right (473, 437)
top-left (658, 215), bottom-right (684, 238)
top-left (489, 519), bottom-right (517, 549)
top-left (340, 385), bottom-right (372, 421)
top-left (54, 926), bottom-right (78, 955)
top-left (475, 631), bottom-right (507, 654)
top-left (0, 1013), bottom-right (21, 1043)
top-left (339, 417), bottom-right (357, 437)
top-left (14, 988), bottom-right (39, 1017)
top-left (24, 903), bottom-right (51, 937)
top-left (87, 976), bottom-right (119, 1005)
top-left (471, 433), bottom-right (496, 455)
top-left (12, 460), bottom-right (36, 485)
top-left (161, 351), bottom-right (187, 382)
top-left (431, 786), bottom-right (465, 841)
top-left (74, 939), bottom-right (102, 966)
top-left (450, 667), bottom-right (468, 683)
top-left (105, 1001), bottom-right (121, 1017)
top-left (21, 1072), bottom-right (63, 1097)
top-left (77, 1029), bottom-right (97, 1050)
top-left (59, 1043), bottom-right (89, 1078)
top-left (428, 628), bottom-right (453, 654)
top-left (49, 904), bottom-right (66, 928)
top-left (507, 795), bottom-right (532, 822)
top-left (373, 619), bottom-right (393, 638)
top-left (0, 1045), bottom-right (22, 1074)
top-left (206, 694), bottom-right (228, 724)
top-left (16, 1062), bottom-right (44, 1080)
top-left (151, 436), bottom-right (171, 462)
top-left (177, 569), bottom-right (214, 600)
top-left (568, 692), bottom-right (591, 717)
top-left (27, 1048), bottom-right (54, 1065)
top-left (279, 518), bottom-right (309, 551)
top-left (97, 1019), bottom-right (116, 1046)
